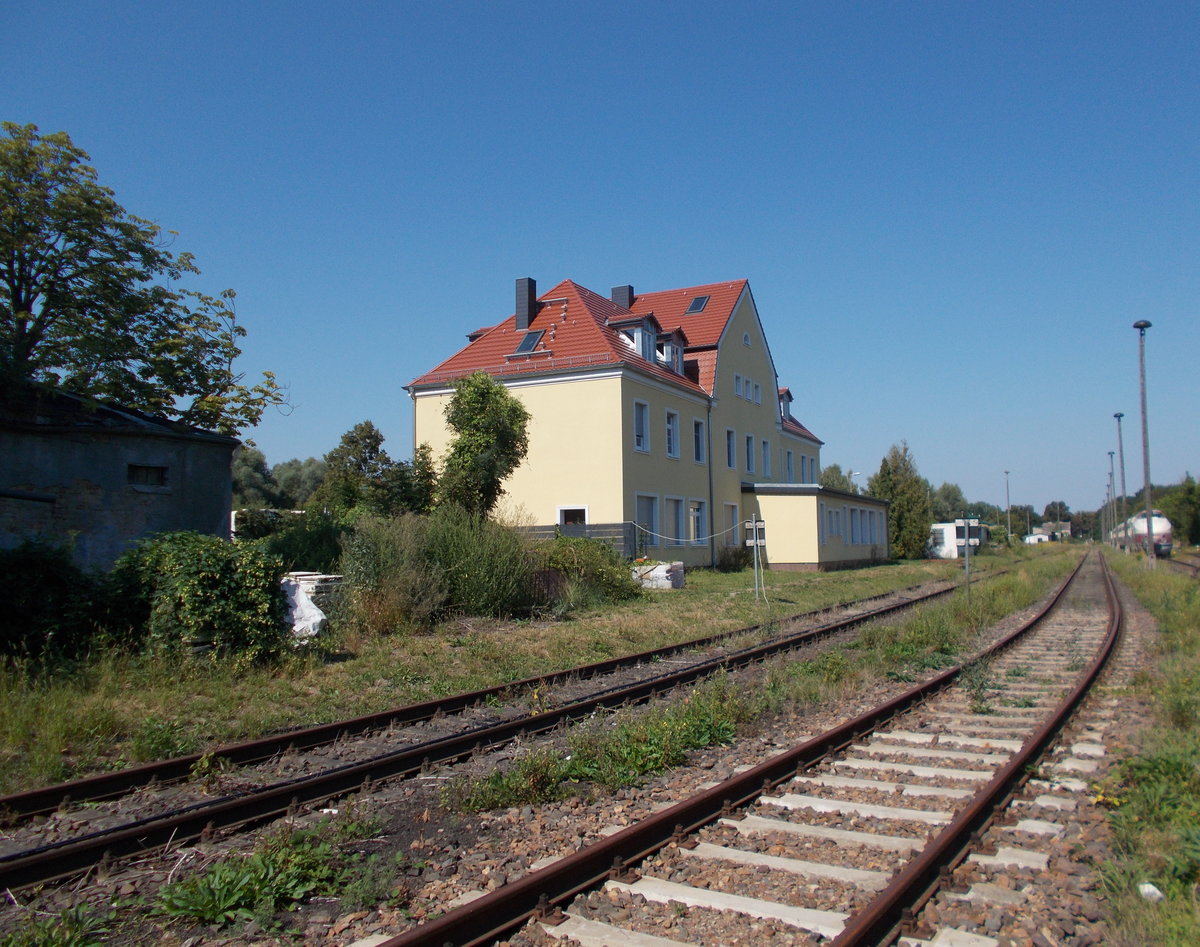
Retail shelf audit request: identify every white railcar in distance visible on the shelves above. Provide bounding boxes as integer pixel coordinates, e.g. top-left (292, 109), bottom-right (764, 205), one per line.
top-left (927, 521), bottom-right (991, 559)
top-left (1111, 509), bottom-right (1173, 557)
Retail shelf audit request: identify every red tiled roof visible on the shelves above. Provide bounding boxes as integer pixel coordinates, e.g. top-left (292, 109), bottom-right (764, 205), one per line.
top-left (783, 414), bottom-right (823, 444)
top-left (409, 276), bottom-right (823, 444)
top-left (627, 280), bottom-right (748, 348)
top-left (408, 279), bottom-right (714, 395)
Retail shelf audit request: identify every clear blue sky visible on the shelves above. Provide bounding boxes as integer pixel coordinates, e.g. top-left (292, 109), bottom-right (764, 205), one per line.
top-left (7, 1), bottom-right (1197, 515)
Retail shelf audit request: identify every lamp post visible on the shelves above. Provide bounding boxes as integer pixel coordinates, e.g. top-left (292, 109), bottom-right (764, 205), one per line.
top-left (1108, 451), bottom-right (1116, 548)
top-left (1004, 470), bottom-right (1011, 544)
top-left (1133, 320), bottom-right (1155, 564)
top-left (1114, 412), bottom-right (1128, 552)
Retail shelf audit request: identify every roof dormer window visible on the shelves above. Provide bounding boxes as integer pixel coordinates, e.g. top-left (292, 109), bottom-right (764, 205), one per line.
top-left (513, 330), bottom-right (544, 355)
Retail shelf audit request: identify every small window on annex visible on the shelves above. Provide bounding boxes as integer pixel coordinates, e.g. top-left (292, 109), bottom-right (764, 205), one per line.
top-left (559, 508), bottom-right (586, 526)
top-left (128, 464), bottom-right (168, 487)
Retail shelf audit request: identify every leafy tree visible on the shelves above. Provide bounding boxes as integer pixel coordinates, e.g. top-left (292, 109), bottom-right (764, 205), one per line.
top-left (1009, 504), bottom-right (1041, 536)
top-left (931, 482), bottom-right (967, 521)
top-left (818, 463), bottom-right (859, 494)
top-left (231, 446), bottom-right (283, 509)
top-left (1159, 475), bottom-right (1200, 546)
top-left (438, 371), bottom-right (530, 515)
top-left (273, 457), bottom-right (327, 509)
top-left (0, 123), bottom-right (282, 434)
top-left (867, 442), bottom-right (933, 559)
top-left (310, 421), bottom-right (434, 518)
top-left (1042, 501), bottom-right (1070, 523)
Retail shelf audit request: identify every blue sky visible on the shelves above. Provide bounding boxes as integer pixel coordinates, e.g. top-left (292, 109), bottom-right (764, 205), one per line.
top-left (7, 1), bottom-right (1197, 514)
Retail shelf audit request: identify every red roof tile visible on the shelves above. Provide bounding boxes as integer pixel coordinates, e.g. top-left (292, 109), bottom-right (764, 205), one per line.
top-left (409, 279), bottom-right (709, 395)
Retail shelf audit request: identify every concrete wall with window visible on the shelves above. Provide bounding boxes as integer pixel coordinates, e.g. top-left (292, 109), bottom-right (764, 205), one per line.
top-left (0, 425), bottom-right (236, 571)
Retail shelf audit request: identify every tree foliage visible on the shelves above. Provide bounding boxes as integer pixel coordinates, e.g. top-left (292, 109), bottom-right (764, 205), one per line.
top-left (438, 371), bottom-right (530, 515)
top-left (867, 442), bottom-right (933, 559)
top-left (1159, 475), bottom-right (1200, 546)
top-left (310, 421), bottom-right (434, 518)
top-left (232, 446), bottom-right (283, 509)
top-left (0, 122), bottom-right (282, 433)
top-left (1042, 501), bottom-right (1071, 523)
top-left (272, 457), bottom-right (327, 509)
top-left (818, 463), bottom-right (859, 494)
top-left (931, 482), bottom-right (967, 521)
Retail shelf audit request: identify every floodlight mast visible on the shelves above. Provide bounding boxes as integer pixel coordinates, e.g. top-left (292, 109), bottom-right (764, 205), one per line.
top-left (1133, 320), bottom-right (1154, 564)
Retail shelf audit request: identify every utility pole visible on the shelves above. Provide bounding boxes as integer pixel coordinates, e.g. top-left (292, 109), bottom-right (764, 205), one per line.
top-left (1134, 320), bottom-right (1155, 565)
top-left (1004, 470), bottom-right (1011, 544)
top-left (1115, 412), bottom-right (1129, 552)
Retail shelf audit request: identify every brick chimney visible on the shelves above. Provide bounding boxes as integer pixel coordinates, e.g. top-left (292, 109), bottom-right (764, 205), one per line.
top-left (611, 285), bottom-right (634, 310)
top-left (516, 277), bottom-right (537, 331)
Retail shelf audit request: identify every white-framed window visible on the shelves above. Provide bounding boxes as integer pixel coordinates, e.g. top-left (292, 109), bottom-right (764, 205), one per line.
top-left (635, 493), bottom-right (659, 547)
top-left (693, 419), bottom-right (706, 463)
top-left (665, 496), bottom-right (685, 545)
top-left (734, 374), bottom-right (743, 398)
top-left (745, 434), bottom-right (755, 474)
top-left (633, 400), bottom-right (650, 452)
top-left (786, 450), bottom-right (795, 483)
top-left (753, 383), bottom-right (762, 405)
top-left (813, 460), bottom-right (820, 479)
top-left (558, 506), bottom-right (588, 526)
top-left (665, 410), bottom-right (680, 459)
top-left (725, 429), bottom-right (736, 469)
top-left (689, 499), bottom-right (707, 545)
top-left (743, 331), bottom-right (751, 347)
top-left (761, 439), bottom-right (771, 478)
top-left (819, 500), bottom-right (827, 545)
top-left (724, 502), bottom-right (740, 547)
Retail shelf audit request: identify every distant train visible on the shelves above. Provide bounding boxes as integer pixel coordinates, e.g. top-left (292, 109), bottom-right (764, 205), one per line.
top-left (927, 521), bottom-right (991, 559)
top-left (1111, 509), bottom-right (1173, 557)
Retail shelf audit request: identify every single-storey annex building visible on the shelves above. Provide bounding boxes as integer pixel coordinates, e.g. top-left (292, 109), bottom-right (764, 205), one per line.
top-left (407, 278), bottom-right (888, 570)
top-left (1, 387), bottom-right (238, 571)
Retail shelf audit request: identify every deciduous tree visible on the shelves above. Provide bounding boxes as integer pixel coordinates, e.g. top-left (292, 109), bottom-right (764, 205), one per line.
top-left (0, 122), bottom-right (282, 433)
top-left (867, 442), bottom-right (933, 559)
top-left (438, 372), bottom-right (530, 515)
top-left (818, 463), bottom-right (859, 494)
top-left (231, 446), bottom-right (283, 508)
top-left (273, 457), bottom-right (327, 509)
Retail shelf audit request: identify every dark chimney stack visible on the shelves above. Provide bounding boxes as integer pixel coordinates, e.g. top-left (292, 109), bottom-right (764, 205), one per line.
top-left (611, 285), bottom-right (634, 310)
top-left (516, 277), bottom-right (536, 331)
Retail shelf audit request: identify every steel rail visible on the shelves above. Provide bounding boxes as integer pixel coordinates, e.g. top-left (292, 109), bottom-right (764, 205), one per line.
top-left (829, 551), bottom-right (1122, 946)
top-left (373, 555), bottom-right (1089, 946)
top-left (0, 578), bottom-right (962, 821)
top-left (0, 573), bottom-right (972, 890)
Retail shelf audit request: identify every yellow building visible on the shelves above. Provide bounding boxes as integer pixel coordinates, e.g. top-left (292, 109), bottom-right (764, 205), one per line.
top-left (407, 278), bottom-right (887, 569)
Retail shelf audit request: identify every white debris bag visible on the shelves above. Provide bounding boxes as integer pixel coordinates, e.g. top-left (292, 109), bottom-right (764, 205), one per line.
top-left (1137, 881), bottom-right (1165, 902)
top-left (282, 576), bottom-right (327, 643)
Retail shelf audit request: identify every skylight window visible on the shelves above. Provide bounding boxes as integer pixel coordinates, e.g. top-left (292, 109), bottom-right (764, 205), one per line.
top-left (685, 295), bottom-right (710, 314)
top-left (514, 330), bottom-right (544, 354)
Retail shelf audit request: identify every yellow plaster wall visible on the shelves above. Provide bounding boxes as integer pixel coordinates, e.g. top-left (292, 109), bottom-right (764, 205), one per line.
top-left (412, 373), bottom-right (627, 524)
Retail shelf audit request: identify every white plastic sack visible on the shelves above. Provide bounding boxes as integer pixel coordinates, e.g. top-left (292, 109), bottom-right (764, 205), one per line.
top-left (282, 577), bottom-right (327, 643)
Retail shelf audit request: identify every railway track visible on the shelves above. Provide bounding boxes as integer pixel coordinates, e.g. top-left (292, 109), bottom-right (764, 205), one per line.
top-left (376, 551), bottom-right (1117, 946)
top-left (1164, 553), bottom-right (1199, 578)
top-left (0, 575), bottom-right (969, 891)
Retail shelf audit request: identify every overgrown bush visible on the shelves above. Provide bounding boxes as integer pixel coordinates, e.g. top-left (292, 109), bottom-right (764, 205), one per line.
top-left (423, 505), bottom-right (537, 616)
top-left (107, 532), bottom-right (288, 662)
top-left (0, 541), bottom-right (98, 660)
top-left (715, 544), bottom-right (752, 572)
top-left (337, 515), bottom-right (447, 633)
top-left (537, 534), bottom-right (642, 608)
top-left (258, 511), bottom-right (346, 572)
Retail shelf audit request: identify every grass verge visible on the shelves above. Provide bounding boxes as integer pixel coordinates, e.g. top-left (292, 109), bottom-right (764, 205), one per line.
top-left (1094, 551), bottom-right (1200, 946)
top-left (444, 552), bottom-right (1076, 810)
top-left (2, 553), bottom-right (1048, 794)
